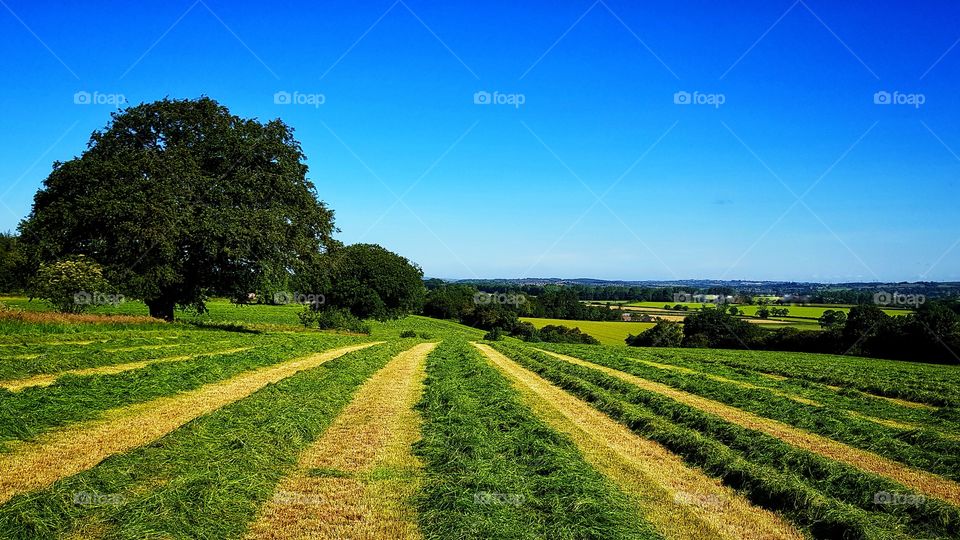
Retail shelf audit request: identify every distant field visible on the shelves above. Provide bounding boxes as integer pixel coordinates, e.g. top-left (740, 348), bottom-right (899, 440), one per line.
top-left (624, 301), bottom-right (910, 319)
top-left (520, 317), bottom-right (653, 345)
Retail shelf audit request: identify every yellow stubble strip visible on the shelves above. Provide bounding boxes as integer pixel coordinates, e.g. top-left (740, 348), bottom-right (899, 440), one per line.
top-left (474, 343), bottom-right (803, 540)
top-left (0, 347), bottom-right (256, 392)
top-left (246, 341), bottom-right (439, 540)
top-left (0, 342), bottom-right (381, 505)
top-left (538, 348), bottom-right (960, 507)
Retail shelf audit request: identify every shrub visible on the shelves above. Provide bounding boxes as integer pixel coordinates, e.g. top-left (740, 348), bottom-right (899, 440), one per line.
top-left (298, 306), bottom-right (370, 334)
top-left (537, 324), bottom-right (599, 345)
top-left (625, 319), bottom-right (683, 347)
top-left (483, 328), bottom-right (504, 341)
top-left (29, 256), bottom-right (113, 313)
top-left (400, 330), bottom-right (417, 338)
top-left (418, 332), bottom-right (433, 339)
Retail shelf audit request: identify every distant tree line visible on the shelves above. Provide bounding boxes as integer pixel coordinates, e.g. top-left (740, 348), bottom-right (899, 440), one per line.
top-left (422, 284), bottom-right (602, 344)
top-left (627, 301), bottom-right (960, 364)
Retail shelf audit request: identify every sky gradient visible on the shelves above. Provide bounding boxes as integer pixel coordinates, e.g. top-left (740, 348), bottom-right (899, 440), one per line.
top-left (1, 0), bottom-right (958, 282)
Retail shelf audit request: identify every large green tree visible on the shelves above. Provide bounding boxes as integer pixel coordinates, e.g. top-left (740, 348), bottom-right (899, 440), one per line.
top-left (19, 97), bottom-right (336, 320)
top-left (299, 243), bottom-right (425, 320)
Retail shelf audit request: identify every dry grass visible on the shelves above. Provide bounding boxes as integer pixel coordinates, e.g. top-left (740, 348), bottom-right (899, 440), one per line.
top-left (0, 347), bottom-right (255, 392)
top-left (0, 309), bottom-right (158, 326)
top-left (475, 343), bottom-right (803, 540)
top-left (246, 342), bottom-right (437, 540)
top-left (0, 342), bottom-right (381, 505)
top-left (540, 349), bottom-right (960, 507)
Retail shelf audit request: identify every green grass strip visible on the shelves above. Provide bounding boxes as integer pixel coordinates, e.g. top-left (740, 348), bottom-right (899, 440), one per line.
top-left (414, 339), bottom-right (661, 540)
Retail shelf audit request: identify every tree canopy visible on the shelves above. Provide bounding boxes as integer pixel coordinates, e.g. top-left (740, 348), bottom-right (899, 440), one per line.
top-left (19, 97), bottom-right (336, 319)
top-left (299, 243), bottom-right (425, 320)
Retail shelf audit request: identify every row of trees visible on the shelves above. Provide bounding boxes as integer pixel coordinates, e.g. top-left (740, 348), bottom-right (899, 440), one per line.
top-left (422, 284), bottom-right (601, 344)
top-left (1, 98), bottom-right (425, 325)
top-left (627, 302), bottom-right (960, 364)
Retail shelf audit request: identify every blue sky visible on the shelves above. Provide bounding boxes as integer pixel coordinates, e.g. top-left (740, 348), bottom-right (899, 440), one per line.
top-left (1, 1), bottom-right (958, 282)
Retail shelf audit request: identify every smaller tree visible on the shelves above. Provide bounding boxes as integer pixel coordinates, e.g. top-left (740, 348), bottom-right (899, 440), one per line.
top-left (818, 309), bottom-right (847, 330)
top-left (626, 319), bottom-right (683, 348)
top-left (30, 256), bottom-right (111, 313)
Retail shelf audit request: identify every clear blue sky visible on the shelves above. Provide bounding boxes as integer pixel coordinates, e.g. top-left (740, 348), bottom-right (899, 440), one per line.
top-left (1, 0), bottom-right (958, 282)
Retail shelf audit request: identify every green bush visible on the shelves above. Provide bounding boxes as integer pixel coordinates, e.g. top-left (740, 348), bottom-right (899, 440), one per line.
top-left (418, 332), bottom-right (433, 339)
top-left (483, 328), bottom-right (504, 341)
top-left (29, 256), bottom-right (114, 313)
top-left (298, 307), bottom-right (370, 334)
top-left (399, 330), bottom-right (417, 338)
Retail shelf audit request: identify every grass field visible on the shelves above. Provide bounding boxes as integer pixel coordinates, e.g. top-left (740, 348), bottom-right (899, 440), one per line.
top-left (624, 301), bottom-right (911, 319)
top-left (520, 317), bottom-right (654, 345)
top-left (1, 301), bottom-right (958, 539)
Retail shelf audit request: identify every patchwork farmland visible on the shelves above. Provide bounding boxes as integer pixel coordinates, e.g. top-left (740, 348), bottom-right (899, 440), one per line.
top-left (1, 301), bottom-right (958, 539)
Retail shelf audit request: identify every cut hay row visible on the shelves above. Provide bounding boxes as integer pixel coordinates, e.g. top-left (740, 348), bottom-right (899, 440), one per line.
top-left (246, 341), bottom-right (437, 539)
top-left (538, 348), bottom-right (960, 507)
top-left (629, 356), bottom-right (823, 407)
top-left (416, 339), bottom-right (661, 538)
top-left (0, 346), bottom-right (255, 391)
top-left (629, 355), bottom-right (950, 435)
top-left (474, 343), bottom-right (803, 540)
top-left (0, 342), bottom-right (381, 505)
top-left (823, 384), bottom-right (937, 410)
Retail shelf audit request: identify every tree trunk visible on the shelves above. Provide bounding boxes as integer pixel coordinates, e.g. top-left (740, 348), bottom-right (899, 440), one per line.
top-left (145, 297), bottom-right (175, 321)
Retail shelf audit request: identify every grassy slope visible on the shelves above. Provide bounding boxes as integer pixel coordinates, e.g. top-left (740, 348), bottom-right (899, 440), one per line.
top-left (0, 340), bottom-right (416, 539)
top-left (0, 332), bottom-right (362, 449)
top-left (535, 343), bottom-right (960, 481)
top-left (494, 341), bottom-right (960, 539)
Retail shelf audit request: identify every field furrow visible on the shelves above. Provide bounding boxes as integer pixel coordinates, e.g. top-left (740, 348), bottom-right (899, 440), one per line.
top-left (0, 346), bottom-right (255, 391)
top-left (246, 341), bottom-right (437, 539)
top-left (0, 342), bottom-right (381, 504)
top-left (538, 348), bottom-right (960, 507)
top-left (474, 343), bottom-right (803, 540)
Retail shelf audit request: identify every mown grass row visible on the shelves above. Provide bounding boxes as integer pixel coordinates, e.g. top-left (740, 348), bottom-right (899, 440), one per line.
top-left (593, 346), bottom-right (960, 435)
top-left (536, 344), bottom-right (960, 481)
top-left (494, 342), bottom-right (960, 540)
top-left (414, 339), bottom-right (661, 539)
top-left (0, 339), bottom-right (417, 539)
top-left (648, 346), bottom-right (960, 407)
top-left (0, 332), bottom-right (241, 380)
top-left (0, 333), bottom-right (362, 449)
